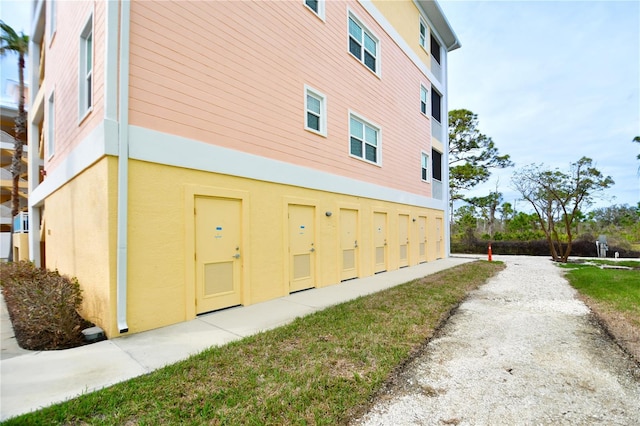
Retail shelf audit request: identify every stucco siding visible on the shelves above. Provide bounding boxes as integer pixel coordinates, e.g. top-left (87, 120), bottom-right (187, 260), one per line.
top-left (43, 157), bottom-right (117, 336)
top-left (124, 158), bottom-right (444, 334)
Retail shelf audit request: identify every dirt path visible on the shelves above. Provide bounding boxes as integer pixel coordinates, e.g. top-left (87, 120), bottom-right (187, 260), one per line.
top-left (353, 256), bottom-right (640, 425)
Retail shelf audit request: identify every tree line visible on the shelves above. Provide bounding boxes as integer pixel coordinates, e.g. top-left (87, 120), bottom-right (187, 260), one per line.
top-left (453, 203), bottom-right (639, 251)
top-left (448, 108), bottom-right (639, 261)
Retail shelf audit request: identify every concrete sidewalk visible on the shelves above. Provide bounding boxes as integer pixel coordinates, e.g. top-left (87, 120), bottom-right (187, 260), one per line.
top-left (0, 256), bottom-right (476, 421)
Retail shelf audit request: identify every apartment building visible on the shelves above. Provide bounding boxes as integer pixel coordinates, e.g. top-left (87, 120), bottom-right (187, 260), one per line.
top-left (28, 0), bottom-right (459, 336)
top-left (1, 81), bottom-right (29, 260)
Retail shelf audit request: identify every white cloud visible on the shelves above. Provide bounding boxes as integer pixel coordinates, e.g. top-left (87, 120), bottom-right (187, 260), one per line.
top-left (441, 0), bottom-right (640, 210)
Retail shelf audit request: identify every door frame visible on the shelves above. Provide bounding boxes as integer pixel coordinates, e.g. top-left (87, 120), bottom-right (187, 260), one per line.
top-left (338, 205), bottom-right (361, 281)
top-left (435, 216), bottom-right (444, 259)
top-left (372, 209), bottom-right (389, 273)
top-left (282, 197), bottom-right (319, 294)
top-left (397, 211), bottom-right (411, 268)
top-left (184, 185), bottom-right (250, 320)
top-left (417, 215), bottom-right (428, 263)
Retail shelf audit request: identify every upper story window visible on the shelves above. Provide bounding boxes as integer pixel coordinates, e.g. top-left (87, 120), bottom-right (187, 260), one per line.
top-left (419, 18), bottom-right (427, 50)
top-left (432, 149), bottom-right (442, 182)
top-left (350, 113), bottom-right (380, 165)
top-left (431, 89), bottom-right (442, 123)
top-left (432, 148), bottom-right (443, 199)
top-left (79, 14), bottom-right (93, 120)
top-left (305, 86), bottom-right (327, 136)
top-left (47, 91), bottom-right (55, 159)
top-left (348, 13), bottom-right (379, 74)
top-left (421, 152), bottom-right (430, 182)
top-left (430, 34), bottom-right (441, 65)
top-left (304, 0), bottom-right (325, 20)
top-left (420, 85), bottom-right (429, 116)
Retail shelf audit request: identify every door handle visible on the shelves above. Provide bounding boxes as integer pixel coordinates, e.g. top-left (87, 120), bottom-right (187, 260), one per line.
top-left (310, 247), bottom-right (315, 252)
top-left (354, 240), bottom-right (358, 248)
top-left (232, 253), bottom-right (241, 259)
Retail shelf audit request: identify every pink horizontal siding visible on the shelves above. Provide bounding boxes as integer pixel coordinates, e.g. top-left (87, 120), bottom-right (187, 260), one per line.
top-left (45, 0), bottom-right (105, 174)
top-left (128, 0), bottom-right (433, 197)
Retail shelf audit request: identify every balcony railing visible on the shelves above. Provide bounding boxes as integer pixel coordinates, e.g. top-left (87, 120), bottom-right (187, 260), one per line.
top-left (431, 56), bottom-right (442, 82)
top-left (431, 118), bottom-right (444, 142)
top-left (13, 212), bottom-right (29, 233)
top-left (432, 179), bottom-right (443, 200)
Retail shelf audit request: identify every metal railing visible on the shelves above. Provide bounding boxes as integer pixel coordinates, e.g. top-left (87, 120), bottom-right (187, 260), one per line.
top-left (13, 212), bottom-right (29, 233)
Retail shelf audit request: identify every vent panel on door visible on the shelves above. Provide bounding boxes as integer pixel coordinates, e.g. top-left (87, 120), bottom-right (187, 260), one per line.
top-left (293, 254), bottom-right (311, 280)
top-left (204, 262), bottom-right (234, 296)
top-left (343, 249), bottom-right (355, 270)
top-left (376, 247), bottom-right (385, 264)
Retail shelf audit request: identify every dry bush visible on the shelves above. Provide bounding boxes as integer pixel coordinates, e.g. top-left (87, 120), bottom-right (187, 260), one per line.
top-left (0, 261), bottom-right (92, 350)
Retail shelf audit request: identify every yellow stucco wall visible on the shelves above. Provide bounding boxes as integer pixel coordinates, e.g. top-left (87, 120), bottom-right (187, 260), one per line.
top-left (372, 0), bottom-right (431, 68)
top-left (124, 159), bottom-right (445, 334)
top-left (44, 157), bottom-right (118, 336)
top-left (11, 233), bottom-right (29, 261)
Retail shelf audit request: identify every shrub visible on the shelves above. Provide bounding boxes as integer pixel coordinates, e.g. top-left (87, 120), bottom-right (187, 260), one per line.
top-left (0, 261), bottom-right (92, 350)
top-left (451, 238), bottom-right (640, 259)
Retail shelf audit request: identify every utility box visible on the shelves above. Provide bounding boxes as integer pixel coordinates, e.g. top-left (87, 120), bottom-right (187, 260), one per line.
top-left (596, 235), bottom-right (608, 258)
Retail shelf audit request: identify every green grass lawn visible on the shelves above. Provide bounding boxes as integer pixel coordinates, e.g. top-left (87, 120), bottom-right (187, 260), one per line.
top-left (2, 261), bottom-right (504, 426)
top-left (560, 260), bottom-right (640, 320)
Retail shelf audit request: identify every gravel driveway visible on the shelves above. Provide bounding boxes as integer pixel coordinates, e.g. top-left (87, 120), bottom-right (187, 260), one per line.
top-left (353, 255), bottom-right (640, 425)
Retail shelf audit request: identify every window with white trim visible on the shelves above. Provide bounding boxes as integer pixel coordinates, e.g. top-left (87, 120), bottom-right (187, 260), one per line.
top-left (79, 14), bottom-right (93, 119)
top-left (349, 114), bottom-right (379, 164)
top-left (47, 92), bottom-right (55, 158)
top-left (348, 13), bottom-right (378, 73)
top-left (420, 85), bottom-right (428, 116)
top-left (304, 0), bottom-right (325, 19)
top-left (419, 18), bottom-right (427, 49)
top-left (421, 152), bottom-right (430, 182)
top-left (305, 86), bottom-right (327, 136)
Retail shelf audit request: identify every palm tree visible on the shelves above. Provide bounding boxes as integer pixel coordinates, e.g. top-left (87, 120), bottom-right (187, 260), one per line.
top-left (0, 21), bottom-right (29, 226)
top-left (634, 136), bottom-right (640, 174)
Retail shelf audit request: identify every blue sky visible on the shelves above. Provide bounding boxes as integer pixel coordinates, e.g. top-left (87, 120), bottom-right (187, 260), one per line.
top-left (2, 1), bottom-right (638, 211)
top-left (0, 1), bottom-right (31, 107)
top-left (439, 0), bottom-right (640, 211)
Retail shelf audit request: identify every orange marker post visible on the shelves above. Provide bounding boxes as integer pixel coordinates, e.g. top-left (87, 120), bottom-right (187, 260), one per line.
top-left (488, 244), bottom-right (493, 262)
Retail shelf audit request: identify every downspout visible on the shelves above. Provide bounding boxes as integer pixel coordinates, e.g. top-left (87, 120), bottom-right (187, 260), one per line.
top-left (27, 2), bottom-right (44, 266)
top-left (442, 47), bottom-right (451, 258)
top-left (116, 0), bottom-right (131, 333)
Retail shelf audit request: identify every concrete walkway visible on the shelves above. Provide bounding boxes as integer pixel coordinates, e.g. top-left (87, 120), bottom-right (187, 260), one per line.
top-left (0, 257), bottom-right (476, 421)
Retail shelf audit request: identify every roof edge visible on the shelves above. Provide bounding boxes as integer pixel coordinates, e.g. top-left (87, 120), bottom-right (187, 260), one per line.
top-left (417, 0), bottom-right (461, 51)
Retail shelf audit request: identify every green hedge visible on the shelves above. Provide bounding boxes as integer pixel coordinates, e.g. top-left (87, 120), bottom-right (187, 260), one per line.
top-left (451, 239), bottom-right (640, 258)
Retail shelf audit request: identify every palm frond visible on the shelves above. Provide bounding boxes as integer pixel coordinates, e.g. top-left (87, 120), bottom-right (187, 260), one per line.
top-left (0, 20), bottom-right (29, 56)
